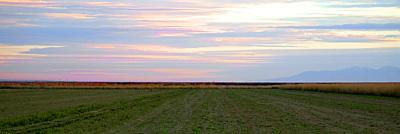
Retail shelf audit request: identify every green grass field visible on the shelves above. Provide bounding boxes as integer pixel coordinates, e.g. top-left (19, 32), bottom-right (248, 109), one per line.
top-left (0, 88), bottom-right (399, 133)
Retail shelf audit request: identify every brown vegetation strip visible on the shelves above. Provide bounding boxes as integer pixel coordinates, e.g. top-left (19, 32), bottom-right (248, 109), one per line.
top-left (1, 82), bottom-right (400, 97)
top-left (276, 83), bottom-right (400, 97)
top-left (0, 82), bottom-right (276, 89)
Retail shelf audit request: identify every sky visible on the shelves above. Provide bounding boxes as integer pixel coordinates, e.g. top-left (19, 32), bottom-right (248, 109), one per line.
top-left (0, 0), bottom-right (399, 82)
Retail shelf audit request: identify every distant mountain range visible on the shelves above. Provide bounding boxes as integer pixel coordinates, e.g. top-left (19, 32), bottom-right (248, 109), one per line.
top-left (271, 66), bottom-right (400, 82)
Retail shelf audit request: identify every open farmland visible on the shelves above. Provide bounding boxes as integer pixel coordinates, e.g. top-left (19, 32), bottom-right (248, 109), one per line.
top-left (0, 83), bottom-right (399, 133)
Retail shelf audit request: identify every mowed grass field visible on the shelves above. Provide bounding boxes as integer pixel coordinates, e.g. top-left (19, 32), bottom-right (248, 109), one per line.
top-left (0, 88), bottom-right (399, 133)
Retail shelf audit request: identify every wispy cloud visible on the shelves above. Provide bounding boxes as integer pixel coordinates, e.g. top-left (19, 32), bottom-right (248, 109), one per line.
top-left (0, 0), bottom-right (51, 8)
top-left (0, 0), bottom-right (133, 8)
top-left (142, 68), bottom-right (218, 79)
top-left (78, 2), bottom-right (132, 8)
top-left (0, 44), bottom-right (63, 63)
top-left (91, 42), bottom-right (400, 54)
top-left (50, 53), bottom-right (268, 64)
top-left (0, 18), bottom-right (38, 27)
top-left (44, 13), bottom-right (94, 20)
top-left (0, 68), bottom-right (218, 82)
top-left (281, 23), bottom-right (400, 30)
top-left (1, 0), bottom-right (399, 81)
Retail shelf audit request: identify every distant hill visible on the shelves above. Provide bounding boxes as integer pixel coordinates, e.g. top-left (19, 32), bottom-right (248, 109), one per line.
top-left (272, 66), bottom-right (400, 82)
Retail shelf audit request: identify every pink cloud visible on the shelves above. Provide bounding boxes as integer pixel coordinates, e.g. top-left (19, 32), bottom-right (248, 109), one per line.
top-left (0, 0), bottom-right (51, 8)
top-left (143, 68), bottom-right (218, 79)
top-left (88, 44), bottom-right (271, 64)
top-left (0, 67), bottom-right (219, 82)
top-left (51, 54), bottom-right (264, 64)
top-left (0, 1), bottom-right (133, 9)
top-left (44, 13), bottom-right (94, 20)
top-left (79, 2), bottom-right (132, 7)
